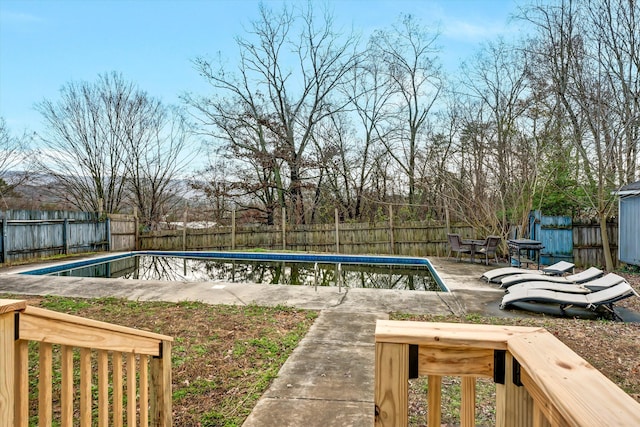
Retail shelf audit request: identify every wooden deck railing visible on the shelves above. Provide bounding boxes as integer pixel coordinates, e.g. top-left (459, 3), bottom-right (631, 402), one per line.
top-left (0, 299), bottom-right (173, 427)
top-left (374, 320), bottom-right (640, 427)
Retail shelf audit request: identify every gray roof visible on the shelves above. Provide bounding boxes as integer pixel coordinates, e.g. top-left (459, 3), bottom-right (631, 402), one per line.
top-left (620, 180), bottom-right (640, 191)
top-left (614, 180), bottom-right (640, 196)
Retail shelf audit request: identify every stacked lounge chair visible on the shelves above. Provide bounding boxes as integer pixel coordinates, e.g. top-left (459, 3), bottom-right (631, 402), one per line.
top-left (481, 261), bottom-right (575, 283)
top-left (499, 266), bottom-right (603, 288)
top-left (500, 281), bottom-right (638, 320)
top-left (505, 273), bottom-right (627, 294)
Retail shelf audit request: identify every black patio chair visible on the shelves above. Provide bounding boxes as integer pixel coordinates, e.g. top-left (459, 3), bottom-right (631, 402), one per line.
top-left (477, 236), bottom-right (501, 265)
top-left (447, 233), bottom-right (472, 262)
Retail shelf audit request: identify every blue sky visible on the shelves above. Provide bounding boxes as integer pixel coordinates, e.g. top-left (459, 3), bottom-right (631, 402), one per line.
top-left (0, 0), bottom-right (526, 134)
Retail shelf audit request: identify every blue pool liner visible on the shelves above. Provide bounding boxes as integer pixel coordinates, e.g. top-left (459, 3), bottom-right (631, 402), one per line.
top-left (19, 250), bottom-right (448, 292)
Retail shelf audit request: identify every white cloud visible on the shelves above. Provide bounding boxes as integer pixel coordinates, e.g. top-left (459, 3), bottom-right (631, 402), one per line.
top-left (443, 18), bottom-right (511, 42)
top-left (0, 10), bottom-right (44, 25)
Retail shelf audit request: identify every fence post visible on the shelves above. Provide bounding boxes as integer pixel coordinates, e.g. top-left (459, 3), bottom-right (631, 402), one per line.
top-left (182, 211), bottom-right (188, 251)
top-left (1, 218), bottom-right (6, 264)
top-left (335, 208), bottom-right (339, 254)
top-left (133, 207), bottom-right (140, 251)
top-left (282, 207), bottom-right (286, 250)
top-left (389, 205), bottom-right (395, 255)
top-left (231, 207), bottom-right (236, 251)
top-left (105, 217), bottom-right (111, 252)
top-left (63, 219), bottom-right (69, 255)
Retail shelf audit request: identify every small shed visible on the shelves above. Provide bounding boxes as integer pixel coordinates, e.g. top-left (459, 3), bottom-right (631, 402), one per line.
top-left (614, 181), bottom-right (640, 267)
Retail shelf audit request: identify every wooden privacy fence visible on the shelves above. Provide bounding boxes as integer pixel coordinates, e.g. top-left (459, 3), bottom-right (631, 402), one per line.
top-left (109, 213), bottom-right (138, 252)
top-left (0, 210), bottom-right (138, 264)
top-left (374, 320), bottom-right (640, 427)
top-left (1, 208), bottom-right (617, 267)
top-left (0, 299), bottom-right (173, 426)
top-left (573, 221), bottom-right (619, 268)
top-left (139, 219), bottom-right (619, 267)
top-left (140, 220), bottom-right (475, 257)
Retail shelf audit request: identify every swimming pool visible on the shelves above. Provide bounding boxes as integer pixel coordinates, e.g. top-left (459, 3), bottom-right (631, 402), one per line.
top-left (20, 251), bottom-right (448, 292)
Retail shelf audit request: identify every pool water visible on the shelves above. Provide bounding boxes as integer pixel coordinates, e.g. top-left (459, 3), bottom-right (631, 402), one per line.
top-left (22, 252), bottom-right (446, 292)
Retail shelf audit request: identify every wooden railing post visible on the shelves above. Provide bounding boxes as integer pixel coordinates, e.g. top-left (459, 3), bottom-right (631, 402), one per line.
top-left (495, 352), bottom-right (532, 427)
top-left (374, 342), bottom-right (409, 427)
top-left (1, 300), bottom-right (27, 427)
top-left (150, 340), bottom-right (173, 427)
top-left (0, 309), bottom-right (15, 426)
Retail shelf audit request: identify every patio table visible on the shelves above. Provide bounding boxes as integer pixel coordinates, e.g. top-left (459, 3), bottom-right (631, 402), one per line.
top-left (461, 239), bottom-right (486, 263)
top-left (508, 239), bottom-right (544, 270)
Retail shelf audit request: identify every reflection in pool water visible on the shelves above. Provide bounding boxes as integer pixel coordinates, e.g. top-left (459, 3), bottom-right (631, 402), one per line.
top-left (45, 255), bottom-right (443, 291)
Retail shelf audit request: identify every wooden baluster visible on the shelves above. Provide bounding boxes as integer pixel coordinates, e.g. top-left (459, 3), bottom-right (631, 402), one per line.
top-left (98, 350), bottom-right (109, 427)
top-left (139, 355), bottom-right (149, 426)
top-left (427, 375), bottom-right (441, 427)
top-left (39, 342), bottom-right (53, 427)
top-left (533, 404), bottom-right (552, 427)
top-left (60, 345), bottom-right (74, 427)
top-left (127, 353), bottom-right (137, 427)
top-left (80, 348), bottom-right (92, 427)
top-left (461, 377), bottom-right (476, 427)
top-left (113, 352), bottom-right (123, 427)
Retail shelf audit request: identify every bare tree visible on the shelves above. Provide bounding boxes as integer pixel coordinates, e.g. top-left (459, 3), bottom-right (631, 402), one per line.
top-left (0, 118), bottom-right (31, 206)
top-left (370, 14), bottom-right (443, 210)
top-left (185, 77), bottom-right (286, 225)
top-left (123, 106), bottom-right (197, 229)
top-left (187, 2), bottom-right (358, 224)
top-left (414, 102), bottom-right (458, 222)
top-left (449, 39), bottom-right (533, 236)
top-left (587, 0), bottom-right (640, 183)
top-left (338, 44), bottom-right (397, 220)
top-left (37, 73), bottom-right (140, 213)
top-left (37, 72), bottom-right (194, 223)
top-left (521, 0), bottom-right (640, 270)
top-left (190, 156), bottom-right (235, 225)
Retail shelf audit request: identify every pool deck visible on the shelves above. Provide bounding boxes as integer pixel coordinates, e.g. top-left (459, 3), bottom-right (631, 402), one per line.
top-left (1, 255), bottom-right (637, 426)
top-left (0, 254), bottom-right (507, 315)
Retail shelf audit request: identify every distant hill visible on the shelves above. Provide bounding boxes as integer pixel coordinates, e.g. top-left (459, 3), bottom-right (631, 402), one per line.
top-left (1, 171), bottom-right (209, 214)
